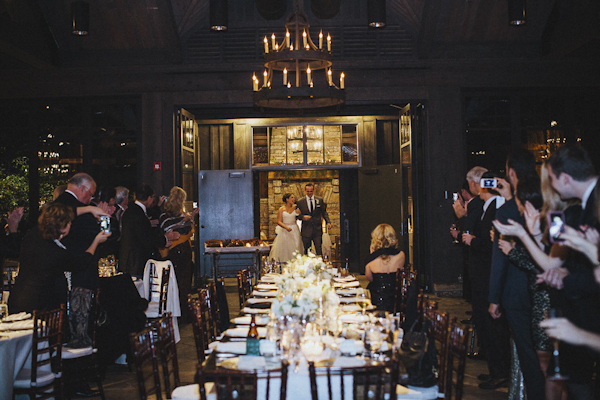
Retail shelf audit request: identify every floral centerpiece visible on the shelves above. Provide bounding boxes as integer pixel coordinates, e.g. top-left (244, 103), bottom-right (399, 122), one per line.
top-left (270, 253), bottom-right (340, 320)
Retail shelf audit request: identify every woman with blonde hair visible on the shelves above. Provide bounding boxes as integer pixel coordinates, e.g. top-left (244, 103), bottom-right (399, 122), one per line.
top-left (159, 186), bottom-right (198, 320)
top-left (365, 223), bottom-right (405, 312)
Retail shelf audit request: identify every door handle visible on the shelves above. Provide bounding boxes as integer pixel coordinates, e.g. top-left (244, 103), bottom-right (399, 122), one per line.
top-left (343, 219), bottom-right (349, 243)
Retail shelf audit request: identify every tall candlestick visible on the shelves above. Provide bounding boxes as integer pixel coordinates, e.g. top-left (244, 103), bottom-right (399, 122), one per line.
top-left (283, 68), bottom-right (288, 85)
top-left (303, 30), bottom-right (307, 48)
top-left (307, 65), bottom-right (311, 85)
top-left (328, 69), bottom-right (332, 86)
top-left (286, 30), bottom-right (290, 48)
top-left (264, 37), bottom-right (269, 53)
top-left (263, 70), bottom-right (268, 87)
top-left (319, 30), bottom-right (323, 49)
top-left (253, 73), bottom-right (258, 91)
top-left (271, 33), bottom-right (276, 50)
top-left (340, 72), bottom-right (345, 89)
top-left (327, 34), bottom-right (331, 52)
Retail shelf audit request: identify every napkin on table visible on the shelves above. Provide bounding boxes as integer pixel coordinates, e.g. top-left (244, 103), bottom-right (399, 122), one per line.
top-left (0, 319), bottom-right (34, 330)
top-left (338, 339), bottom-right (364, 356)
top-left (225, 327), bottom-right (267, 338)
top-left (243, 307), bottom-right (270, 314)
top-left (232, 316), bottom-right (269, 325)
top-left (332, 356), bottom-right (366, 368)
top-left (237, 355), bottom-right (266, 371)
top-left (247, 297), bottom-right (275, 304)
top-left (215, 341), bottom-right (247, 354)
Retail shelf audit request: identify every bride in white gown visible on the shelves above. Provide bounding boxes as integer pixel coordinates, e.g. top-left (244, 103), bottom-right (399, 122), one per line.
top-left (269, 193), bottom-right (304, 262)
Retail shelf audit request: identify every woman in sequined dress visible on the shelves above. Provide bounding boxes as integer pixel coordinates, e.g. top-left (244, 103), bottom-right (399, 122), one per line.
top-left (364, 224), bottom-right (405, 312)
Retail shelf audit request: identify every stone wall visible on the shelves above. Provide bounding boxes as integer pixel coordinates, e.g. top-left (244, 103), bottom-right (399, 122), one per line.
top-left (260, 171), bottom-right (340, 243)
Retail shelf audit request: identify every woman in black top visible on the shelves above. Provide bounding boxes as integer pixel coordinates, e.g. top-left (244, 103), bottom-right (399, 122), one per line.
top-left (9, 203), bottom-right (110, 314)
top-left (365, 224), bottom-right (405, 312)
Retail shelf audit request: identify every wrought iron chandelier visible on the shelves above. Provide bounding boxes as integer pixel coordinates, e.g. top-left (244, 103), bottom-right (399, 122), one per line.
top-left (252, 3), bottom-right (345, 109)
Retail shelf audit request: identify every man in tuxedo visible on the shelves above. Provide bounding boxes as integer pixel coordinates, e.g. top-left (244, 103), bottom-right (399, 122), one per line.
top-left (120, 184), bottom-right (179, 277)
top-left (463, 171), bottom-right (510, 388)
top-left (54, 173), bottom-right (103, 290)
top-left (296, 183), bottom-right (331, 256)
top-left (539, 145), bottom-right (599, 399)
top-left (487, 149), bottom-right (546, 399)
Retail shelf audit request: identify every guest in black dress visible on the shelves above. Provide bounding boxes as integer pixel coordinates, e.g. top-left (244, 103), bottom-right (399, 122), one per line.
top-left (159, 186), bottom-right (198, 320)
top-left (9, 203), bottom-right (110, 314)
top-left (365, 224), bottom-right (405, 312)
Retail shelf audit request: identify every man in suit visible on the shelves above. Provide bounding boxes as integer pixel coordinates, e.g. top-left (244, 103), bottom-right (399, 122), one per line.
top-left (296, 183), bottom-right (331, 256)
top-left (120, 184), bottom-right (179, 277)
top-left (463, 171), bottom-right (510, 388)
top-left (487, 149), bottom-right (545, 398)
top-left (539, 145), bottom-right (599, 399)
top-left (54, 173), bottom-right (104, 289)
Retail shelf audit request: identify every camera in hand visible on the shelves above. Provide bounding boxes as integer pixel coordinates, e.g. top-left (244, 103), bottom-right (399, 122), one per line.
top-left (480, 178), bottom-right (497, 189)
top-left (548, 211), bottom-right (565, 243)
top-left (100, 216), bottom-right (111, 234)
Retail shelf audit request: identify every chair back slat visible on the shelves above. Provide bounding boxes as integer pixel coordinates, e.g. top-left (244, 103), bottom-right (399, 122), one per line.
top-left (151, 313), bottom-right (180, 398)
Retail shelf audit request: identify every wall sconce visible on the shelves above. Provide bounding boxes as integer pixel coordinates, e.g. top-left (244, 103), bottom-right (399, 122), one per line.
top-left (508, 0), bottom-right (526, 25)
top-left (71, 1), bottom-right (89, 36)
top-left (367, 0), bottom-right (386, 28)
top-left (210, 0), bottom-right (228, 31)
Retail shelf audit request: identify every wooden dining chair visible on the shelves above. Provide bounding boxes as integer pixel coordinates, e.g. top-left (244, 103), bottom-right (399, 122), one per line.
top-left (187, 294), bottom-right (207, 363)
top-left (237, 271), bottom-right (247, 310)
top-left (307, 362), bottom-right (388, 400)
top-left (199, 288), bottom-right (218, 343)
top-left (196, 361), bottom-right (289, 400)
top-left (130, 326), bottom-right (163, 400)
top-left (146, 260), bottom-right (171, 318)
top-left (444, 319), bottom-right (469, 400)
top-left (208, 280), bottom-right (223, 337)
top-left (426, 309), bottom-right (450, 395)
top-left (63, 288), bottom-right (106, 400)
top-left (13, 305), bottom-right (65, 400)
top-left (152, 313), bottom-right (181, 399)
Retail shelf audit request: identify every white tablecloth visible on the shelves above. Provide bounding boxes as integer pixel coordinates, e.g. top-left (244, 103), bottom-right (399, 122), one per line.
top-left (0, 330), bottom-right (33, 400)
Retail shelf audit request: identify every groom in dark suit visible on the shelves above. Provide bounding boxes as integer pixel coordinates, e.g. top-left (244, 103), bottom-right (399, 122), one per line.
top-left (296, 183), bottom-right (331, 256)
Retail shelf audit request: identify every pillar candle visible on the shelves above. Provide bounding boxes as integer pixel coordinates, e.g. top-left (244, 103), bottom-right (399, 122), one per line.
top-left (327, 34), bottom-right (331, 52)
top-left (303, 30), bottom-right (307, 48)
top-left (286, 30), bottom-right (290, 48)
top-left (253, 74), bottom-right (258, 91)
top-left (271, 33), bottom-right (276, 50)
top-left (283, 68), bottom-right (288, 85)
top-left (307, 65), bottom-right (311, 85)
top-left (263, 70), bottom-right (268, 87)
top-left (340, 72), bottom-right (345, 89)
top-left (328, 69), bottom-right (332, 86)
top-left (319, 31), bottom-right (323, 49)
top-left (264, 37), bottom-right (269, 53)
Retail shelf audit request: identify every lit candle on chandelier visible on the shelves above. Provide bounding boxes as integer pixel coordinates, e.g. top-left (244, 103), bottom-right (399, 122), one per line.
top-left (290, 44), bottom-right (294, 51)
top-left (319, 30), bottom-right (323, 49)
top-left (263, 70), bottom-right (268, 87)
top-left (303, 30), bottom-right (307, 48)
top-left (328, 69), bottom-right (332, 86)
top-left (253, 73), bottom-right (258, 91)
top-left (283, 68), bottom-right (288, 85)
top-left (264, 37), bottom-right (269, 53)
top-left (286, 30), bottom-right (290, 48)
top-left (307, 65), bottom-right (312, 85)
top-left (275, 43), bottom-right (279, 51)
top-left (271, 33), bottom-right (276, 50)
top-left (327, 34), bottom-right (331, 52)
top-left (340, 72), bottom-right (345, 89)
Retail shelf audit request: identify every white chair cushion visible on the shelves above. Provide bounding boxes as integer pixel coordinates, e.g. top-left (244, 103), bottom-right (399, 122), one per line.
top-left (171, 383), bottom-right (215, 400)
top-left (62, 346), bottom-right (94, 359)
top-left (14, 368), bottom-right (55, 388)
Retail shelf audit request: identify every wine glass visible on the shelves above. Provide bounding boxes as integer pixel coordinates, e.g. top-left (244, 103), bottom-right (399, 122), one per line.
top-left (364, 323), bottom-right (383, 360)
top-left (544, 308), bottom-right (569, 381)
top-left (355, 289), bottom-right (371, 315)
top-left (450, 223), bottom-right (460, 244)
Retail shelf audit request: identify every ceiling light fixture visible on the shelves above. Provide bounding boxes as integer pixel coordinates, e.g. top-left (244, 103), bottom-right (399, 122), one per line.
top-left (71, 1), bottom-right (90, 36)
top-left (252, 1), bottom-right (345, 109)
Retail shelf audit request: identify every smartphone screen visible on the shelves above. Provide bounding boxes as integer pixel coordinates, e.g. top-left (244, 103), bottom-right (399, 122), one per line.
top-left (100, 216), bottom-right (111, 233)
top-left (480, 178), bottom-right (497, 189)
top-left (548, 211), bottom-right (565, 243)
top-left (452, 193), bottom-right (459, 201)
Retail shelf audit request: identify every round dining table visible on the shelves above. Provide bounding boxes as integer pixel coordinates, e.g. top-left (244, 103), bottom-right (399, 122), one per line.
top-left (0, 329), bottom-right (33, 400)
